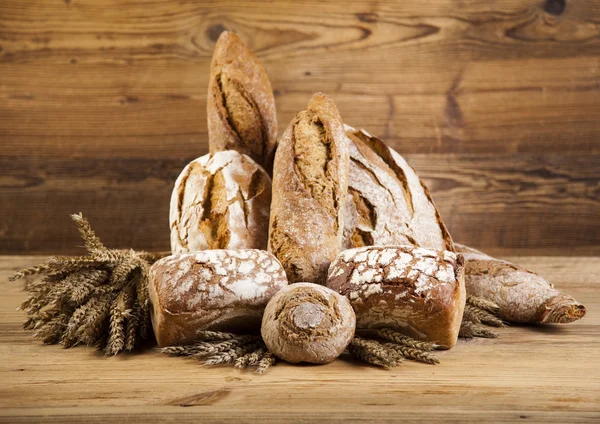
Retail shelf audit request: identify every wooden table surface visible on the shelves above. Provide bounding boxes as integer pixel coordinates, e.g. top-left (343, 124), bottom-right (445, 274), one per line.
top-left (0, 255), bottom-right (598, 423)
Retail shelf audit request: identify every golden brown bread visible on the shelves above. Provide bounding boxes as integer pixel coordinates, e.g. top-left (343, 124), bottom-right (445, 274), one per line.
top-left (207, 31), bottom-right (277, 173)
top-left (149, 250), bottom-right (288, 347)
top-left (268, 93), bottom-right (350, 284)
top-left (326, 246), bottom-right (465, 349)
top-left (170, 151), bottom-right (271, 253)
top-left (456, 243), bottom-right (586, 324)
top-left (343, 125), bottom-right (454, 252)
top-left (261, 283), bottom-right (356, 364)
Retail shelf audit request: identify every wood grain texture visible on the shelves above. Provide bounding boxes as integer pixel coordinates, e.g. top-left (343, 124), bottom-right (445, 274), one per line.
top-left (0, 255), bottom-right (598, 422)
top-left (1, 0), bottom-right (599, 254)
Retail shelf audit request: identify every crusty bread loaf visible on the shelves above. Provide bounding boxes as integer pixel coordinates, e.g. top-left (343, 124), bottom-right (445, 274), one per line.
top-left (170, 150), bottom-right (271, 254)
top-left (326, 246), bottom-right (465, 349)
top-left (149, 250), bottom-right (288, 347)
top-left (261, 283), bottom-right (356, 364)
top-left (207, 31), bottom-right (277, 173)
top-left (456, 243), bottom-right (586, 324)
top-left (268, 93), bottom-right (350, 284)
top-left (343, 125), bottom-right (454, 252)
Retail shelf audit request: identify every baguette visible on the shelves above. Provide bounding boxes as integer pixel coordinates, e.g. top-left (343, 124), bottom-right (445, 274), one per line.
top-left (268, 93), bottom-right (350, 284)
top-left (456, 244), bottom-right (586, 324)
top-left (207, 31), bottom-right (277, 173)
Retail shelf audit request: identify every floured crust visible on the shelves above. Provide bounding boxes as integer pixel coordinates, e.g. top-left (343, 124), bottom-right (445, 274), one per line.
top-left (343, 125), bottom-right (454, 252)
top-left (261, 283), bottom-right (356, 364)
top-left (170, 150), bottom-right (271, 253)
top-left (326, 246), bottom-right (465, 349)
top-left (207, 31), bottom-right (277, 173)
top-left (149, 250), bottom-right (288, 347)
top-left (268, 93), bottom-right (350, 284)
top-left (456, 243), bottom-right (586, 324)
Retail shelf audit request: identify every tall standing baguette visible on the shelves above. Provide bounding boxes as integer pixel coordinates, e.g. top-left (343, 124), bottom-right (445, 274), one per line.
top-left (207, 31), bottom-right (278, 173)
top-left (456, 243), bottom-right (586, 324)
top-left (343, 125), bottom-right (454, 252)
top-left (268, 93), bottom-right (350, 284)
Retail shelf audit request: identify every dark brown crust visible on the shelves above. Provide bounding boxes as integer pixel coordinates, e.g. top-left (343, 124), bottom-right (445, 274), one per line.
top-left (149, 250), bottom-right (288, 347)
top-left (326, 246), bottom-right (465, 349)
top-left (268, 93), bottom-right (350, 284)
top-left (207, 31), bottom-right (277, 173)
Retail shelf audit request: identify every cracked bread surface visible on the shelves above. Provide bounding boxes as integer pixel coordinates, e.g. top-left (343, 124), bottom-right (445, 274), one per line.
top-left (327, 246), bottom-right (465, 349)
top-left (268, 93), bottom-right (349, 284)
top-left (343, 125), bottom-right (454, 252)
top-left (170, 150), bottom-right (271, 254)
top-left (207, 31), bottom-right (277, 173)
top-left (149, 250), bottom-right (287, 347)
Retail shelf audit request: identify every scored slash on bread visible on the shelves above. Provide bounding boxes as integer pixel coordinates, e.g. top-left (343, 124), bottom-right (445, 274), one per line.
top-left (344, 125), bottom-right (454, 252)
top-left (170, 151), bottom-right (272, 254)
top-left (456, 244), bottom-right (586, 324)
top-left (207, 31), bottom-right (278, 174)
top-left (268, 93), bottom-right (350, 285)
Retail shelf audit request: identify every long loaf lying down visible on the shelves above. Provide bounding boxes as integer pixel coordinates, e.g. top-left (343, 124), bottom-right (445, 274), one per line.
top-left (456, 244), bottom-right (586, 324)
top-left (343, 125), bottom-right (585, 325)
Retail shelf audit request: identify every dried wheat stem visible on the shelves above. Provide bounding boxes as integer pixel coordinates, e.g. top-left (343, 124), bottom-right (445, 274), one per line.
top-left (467, 295), bottom-right (500, 315)
top-left (348, 337), bottom-right (402, 368)
top-left (256, 352), bottom-right (276, 375)
top-left (459, 321), bottom-right (498, 339)
top-left (383, 343), bottom-right (439, 365)
top-left (368, 328), bottom-right (438, 351)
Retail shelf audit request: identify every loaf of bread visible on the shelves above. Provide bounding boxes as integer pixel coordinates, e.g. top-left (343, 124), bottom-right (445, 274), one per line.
top-left (207, 31), bottom-right (278, 173)
top-left (149, 250), bottom-right (288, 347)
top-left (343, 125), bottom-right (454, 252)
top-left (456, 244), bottom-right (586, 324)
top-left (170, 150), bottom-right (271, 254)
top-left (268, 93), bottom-right (350, 284)
top-left (326, 246), bottom-right (465, 349)
top-left (261, 283), bottom-right (356, 364)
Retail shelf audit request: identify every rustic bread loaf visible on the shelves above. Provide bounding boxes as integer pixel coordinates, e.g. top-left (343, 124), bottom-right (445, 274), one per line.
top-left (268, 93), bottom-right (350, 284)
top-left (207, 31), bottom-right (277, 173)
top-left (170, 150), bottom-right (271, 254)
top-left (343, 125), bottom-right (454, 252)
top-left (456, 244), bottom-right (586, 324)
top-left (149, 250), bottom-right (288, 347)
top-left (261, 283), bottom-right (356, 364)
top-left (326, 246), bottom-right (465, 349)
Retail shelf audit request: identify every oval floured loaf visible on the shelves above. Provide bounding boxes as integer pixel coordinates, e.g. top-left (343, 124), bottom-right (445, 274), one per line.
top-left (170, 150), bottom-right (271, 254)
top-left (326, 246), bottom-right (465, 349)
top-left (149, 249), bottom-right (287, 347)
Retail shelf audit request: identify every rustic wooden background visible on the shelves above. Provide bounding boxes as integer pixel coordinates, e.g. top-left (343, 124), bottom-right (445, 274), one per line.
top-left (1, 0), bottom-right (599, 255)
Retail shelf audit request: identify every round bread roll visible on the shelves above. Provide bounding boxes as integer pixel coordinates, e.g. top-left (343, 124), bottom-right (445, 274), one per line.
top-left (261, 283), bottom-right (356, 364)
top-left (326, 246), bottom-right (465, 349)
top-left (149, 250), bottom-right (287, 347)
top-left (170, 150), bottom-right (271, 254)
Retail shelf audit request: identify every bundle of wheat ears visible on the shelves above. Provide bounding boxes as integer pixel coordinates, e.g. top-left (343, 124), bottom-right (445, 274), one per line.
top-left (10, 214), bottom-right (504, 374)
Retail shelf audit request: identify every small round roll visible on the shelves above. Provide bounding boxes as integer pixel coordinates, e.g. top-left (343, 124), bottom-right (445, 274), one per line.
top-left (261, 283), bottom-right (356, 364)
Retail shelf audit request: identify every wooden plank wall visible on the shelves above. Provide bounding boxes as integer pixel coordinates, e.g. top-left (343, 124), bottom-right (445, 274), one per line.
top-left (1, 0), bottom-right (599, 254)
